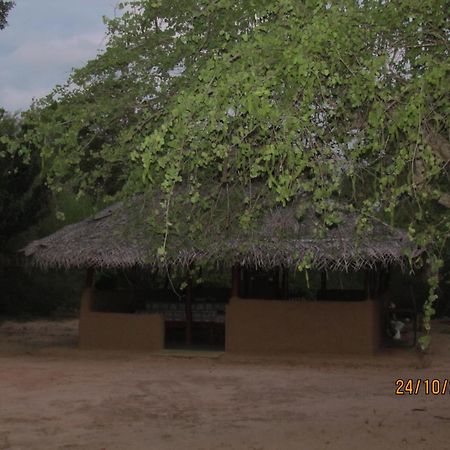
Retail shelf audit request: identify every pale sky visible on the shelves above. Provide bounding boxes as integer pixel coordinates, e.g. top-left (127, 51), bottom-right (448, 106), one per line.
top-left (0, 0), bottom-right (119, 111)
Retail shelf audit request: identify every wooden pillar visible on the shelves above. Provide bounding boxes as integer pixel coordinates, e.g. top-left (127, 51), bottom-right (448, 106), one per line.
top-left (320, 271), bottom-right (327, 292)
top-left (81, 268), bottom-right (95, 315)
top-left (185, 277), bottom-right (193, 346)
top-left (243, 267), bottom-right (249, 298)
top-left (231, 264), bottom-right (241, 298)
top-left (267, 267), bottom-right (283, 298)
top-left (380, 267), bottom-right (390, 294)
top-left (364, 270), bottom-right (370, 299)
top-left (85, 268), bottom-right (95, 288)
top-left (282, 267), bottom-right (289, 299)
top-left (365, 269), bottom-right (380, 299)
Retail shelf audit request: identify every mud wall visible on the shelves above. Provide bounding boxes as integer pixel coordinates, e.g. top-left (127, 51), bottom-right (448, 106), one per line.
top-left (225, 297), bottom-right (380, 355)
top-left (79, 288), bottom-right (164, 351)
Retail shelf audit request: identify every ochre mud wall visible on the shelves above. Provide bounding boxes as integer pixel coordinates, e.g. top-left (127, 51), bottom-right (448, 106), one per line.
top-left (226, 297), bottom-right (381, 355)
top-left (79, 288), bottom-right (164, 351)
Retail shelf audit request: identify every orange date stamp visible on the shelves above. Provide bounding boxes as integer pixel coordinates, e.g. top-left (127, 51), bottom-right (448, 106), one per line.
top-left (395, 378), bottom-right (449, 396)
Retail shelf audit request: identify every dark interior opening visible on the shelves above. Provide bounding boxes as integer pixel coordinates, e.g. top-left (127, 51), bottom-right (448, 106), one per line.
top-left (91, 264), bottom-right (423, 351)
top-left (94, 269), bottom-right (228, 351)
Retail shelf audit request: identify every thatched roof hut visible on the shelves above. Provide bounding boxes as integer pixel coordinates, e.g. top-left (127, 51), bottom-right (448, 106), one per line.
top-left (23, 194), bottom-right (420, 272)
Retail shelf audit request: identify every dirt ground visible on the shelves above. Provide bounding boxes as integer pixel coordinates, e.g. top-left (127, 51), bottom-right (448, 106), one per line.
top-left (0, 319), bottom-right (449, 450)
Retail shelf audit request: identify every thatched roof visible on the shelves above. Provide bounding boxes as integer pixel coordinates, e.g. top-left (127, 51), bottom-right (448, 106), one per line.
top-left (22, 193), bottom-right (421, 272)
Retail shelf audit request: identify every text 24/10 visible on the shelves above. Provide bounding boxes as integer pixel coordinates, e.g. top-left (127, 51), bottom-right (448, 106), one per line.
top-left (395, 379), bottom-right (449, 395)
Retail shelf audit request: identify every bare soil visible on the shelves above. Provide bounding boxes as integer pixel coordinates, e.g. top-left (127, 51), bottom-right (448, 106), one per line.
top-left (0, 319), bottom-right (449, 450)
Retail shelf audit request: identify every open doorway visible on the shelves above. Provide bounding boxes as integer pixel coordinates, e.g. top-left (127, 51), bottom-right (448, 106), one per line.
top-left (145, 285), bottom-right (227, 351)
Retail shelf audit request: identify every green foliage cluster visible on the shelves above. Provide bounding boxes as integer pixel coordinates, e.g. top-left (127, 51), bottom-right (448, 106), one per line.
top-left (137, 1), bottom-right (449, 243)
top-left (8, 1), bottom-right (450, 344)
top-left (0, 109), bottom-right (49, 246)
top-left (22, 0), bottom-right (273, 201)
top-left (0, 110), bottom-right (93, 318)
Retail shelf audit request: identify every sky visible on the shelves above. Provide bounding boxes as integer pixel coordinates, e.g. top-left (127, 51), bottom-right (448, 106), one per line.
top-left (0, 0), bottom-right (120, 112)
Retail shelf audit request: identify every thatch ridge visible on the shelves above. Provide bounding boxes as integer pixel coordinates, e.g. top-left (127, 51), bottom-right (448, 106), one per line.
top-left (22, 195), bottom-right (420, 271)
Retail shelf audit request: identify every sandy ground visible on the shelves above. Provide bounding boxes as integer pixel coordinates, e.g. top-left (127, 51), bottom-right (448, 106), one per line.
top-left (0, 319), bottom-right (449, 450)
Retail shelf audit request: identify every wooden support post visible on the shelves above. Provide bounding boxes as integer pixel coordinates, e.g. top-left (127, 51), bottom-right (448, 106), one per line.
top-left (373, 266), bottom-right (381, 298)
top-left (380, 268), bottom-right (390, 294)
top-left (231, 264), bottom-right (241, 298)
top-left (363, 270), bottom-right (369, 298)
top-left (282, 267), bottom-right (289, 299)
top-left (81, 268), bottom-right (95, 315)
top-left (320, 271), bottom-right (327, 292)
top-left (185, 277), bottom-right (193, 346)
top-left (85, 268), bottom-right (95, 288)
top-left (274, 267), bottom-right (281, 299)
top-left (243, 267), bottom-right (249, 298)
top-left (365, 269), bottom-right (380, 299)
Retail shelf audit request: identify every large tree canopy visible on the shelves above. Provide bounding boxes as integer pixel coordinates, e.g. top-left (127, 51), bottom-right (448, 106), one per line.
top-left (18, 0), bottom-right (449, 345)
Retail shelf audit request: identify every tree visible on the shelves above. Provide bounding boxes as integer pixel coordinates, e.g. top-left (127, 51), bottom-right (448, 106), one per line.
top-left (22, 0), bottom-right (273, 200)
top-left (21, 0), bottom-right (449, 347)
top-left (137, 0), bottom-right (449, 348)
top-left (0, 0), bottom-right (14, 30)
top-left (0, 109), bottom-right (48, 247)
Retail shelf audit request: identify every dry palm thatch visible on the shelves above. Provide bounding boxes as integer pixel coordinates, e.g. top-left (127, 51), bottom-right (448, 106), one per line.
top-left (22, 191), bottom-right (421, 272)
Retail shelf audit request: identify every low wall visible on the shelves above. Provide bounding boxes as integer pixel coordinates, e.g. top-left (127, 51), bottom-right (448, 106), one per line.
top-left (79, 288), bottom-right (164, 351)
top-left (226, 297), bottom-right (380, 355)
